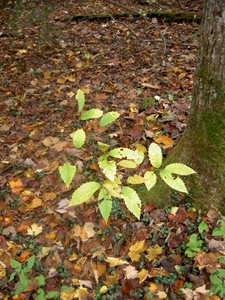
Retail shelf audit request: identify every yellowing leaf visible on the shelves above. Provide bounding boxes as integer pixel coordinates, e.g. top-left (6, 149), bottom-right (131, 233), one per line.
top-left (57, 77), bottom-right (66, 84)
top-left (43, 71), bottom-right (51, 79)
top-left (117, 160), bottom-right (137, 168)
top-left (129, 103), bottom-right (138, 113)
top-left (135, 143), bottom-right (147, 153)
top-left (0, 264), bottom-right (6, 279)
top-left (105, 257), bottom-right (129, 267)
top-left (137, 268), bottom-right (149, 283)
top-left (146, 245), bottom-right (163, 261)
top-left (97, 141), bottom-right (110, 152)
top-left (170, 206), bottom-right (179, 215)
top-left (70, 181), bottom-right (100, 206)
top-left (66, 75), bottom-right (76, 82)
top-left (127, 175), bottom-right (146, 185)
top-left (99, 285), bottom-right (108, 294)
top-left (128, 240), bottom-right (147, 262)
top-left (70, 128), bottom-right (86, 149)
top-left (59, 162), bottom-right (76, 188)
top-left (144, 171), bottom-right (157, 191)
top-left (66, 50), bottom-right (74, 57)
top-left (157, 291), bottom-right (167, 299)
top-left (25, 197), bottom-right (42, 211)
top-left (61, 287), bottom-right (76, 300)
top-left (102, 180), bottom-right (123, 198)
top-left (27, 223), bottom-right (43, 236)
top-left (148, 282), bottom-right (158, 293)
top-left (122, 186), bottom-right (141, 220)
top-left (17, 49), bottom-right (27, 54)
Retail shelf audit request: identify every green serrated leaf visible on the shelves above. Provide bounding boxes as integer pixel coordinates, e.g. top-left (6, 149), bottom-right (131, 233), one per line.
top-left (144, 171), bottom-right (157, 191)
top-left (97, 141), bottom-right (110, 152)
top-left (70, 128), bottom-right (86, 149)
top-left (26, 255), bottom-right (35, 270)
top-left (99, 111), bottom-right (120, 127)
top-left (35, 275), bottom-right (45, 287)
top-left (109, 148), bottom-right (141, 160)
top-left (198, 220), bottom-right (209, 234)
top-left (212, 220), bottom-right (225, 240)
top-left (80, 108), bottom-right (103, 120)
top-left (59, 162), bottom-right (76, 188)
top-left (46, 291), bottom-right (60, 299)
top-left (148, 143), bottom-right (162, 168)
top-left (117, 160), bottom-right (137, 168)
top-left (16, 271), bottom-right (30, 294)
top-left (186, 233), bottom-right (203, 251)
top-left (127, 174), bottom-right (146, 184)
top-left (9, 271), bottom-right (17, 282)
top-left (98, 199), bottom-right (113, 223)
top-left (216, 268), bottom-right (225, 277)
top-left (98, 159), bottom-right (117, 181)
top-left (10, 259), bottom-right (22, 270)
top-left (165, 163), bottom-right (196, 175)
top-left (76, 89), bottom-right (85, 112)
top-left (160, 169), bottom-right (188, 193)
top-left (70, 181), bottom-right (100, 206)
top-left (122, 186), bottom-right (141, 219)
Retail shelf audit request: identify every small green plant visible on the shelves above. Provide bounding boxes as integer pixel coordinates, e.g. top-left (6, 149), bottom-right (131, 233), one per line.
top-left (9, 255), bottom-right (36, 295)
top-left (59, 89), bottom-right (196, 222)
top-left (212, 220), bottom-right (225, 240)
top-left (209, 268), bottom-right (225, 298)
top-left (184, 234), bottom-right (203, 257)
top-left (8, 255), bottom-right (59, 298)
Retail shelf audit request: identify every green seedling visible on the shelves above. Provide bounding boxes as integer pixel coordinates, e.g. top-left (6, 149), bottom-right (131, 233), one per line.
top-left (212, 220), bottom-right (225, 240)
top-left (209, 268), bottom-right (225, 298)
top-left (59, 89), bottom-right (196, 223)
top-left (9, 255), bottom-right (36, 294)
top-left (185, 234), bottom-right (203, 258)
top-left (9, 255), bottom-right (59, 298)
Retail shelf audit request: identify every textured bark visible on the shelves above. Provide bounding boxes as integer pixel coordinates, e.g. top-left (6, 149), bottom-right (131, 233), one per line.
top-left (139, 0), bottom-right (225, 213)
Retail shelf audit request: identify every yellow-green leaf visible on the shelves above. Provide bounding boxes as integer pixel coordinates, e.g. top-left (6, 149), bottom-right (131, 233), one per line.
top-left (70, 128), bottom-right (86, 149)
top-left (59, 162), bottom-right (76, 188)
top-left (70, 181), bottom-right (100, 206)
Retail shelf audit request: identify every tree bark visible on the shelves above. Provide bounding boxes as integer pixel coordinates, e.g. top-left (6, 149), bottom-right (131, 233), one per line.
top-left (139, 0), bottom-right (225, 213)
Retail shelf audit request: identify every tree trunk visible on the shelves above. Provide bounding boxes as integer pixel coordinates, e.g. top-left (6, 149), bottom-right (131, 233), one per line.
top-left (139, 0), bottom-right (225, 213)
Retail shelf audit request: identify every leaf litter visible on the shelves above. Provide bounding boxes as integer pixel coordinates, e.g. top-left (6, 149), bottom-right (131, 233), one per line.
top-left (1, 0), bottom-right (224, 299)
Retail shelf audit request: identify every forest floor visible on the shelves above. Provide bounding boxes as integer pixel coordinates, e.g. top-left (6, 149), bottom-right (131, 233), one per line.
top-left (0, 1), bottom-right (225, 299)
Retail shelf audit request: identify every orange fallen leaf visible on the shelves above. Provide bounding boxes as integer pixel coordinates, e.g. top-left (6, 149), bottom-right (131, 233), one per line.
top-left (17, 223), bottom-right (29, 232)
top-left (153, 134), bottom-right (174, 147)
top-left (45, 232), bottom-right (56, 239)
top-left (19, 250), bottom-right (31, 263)
top-left (9, 178), bottom-right (25, 194)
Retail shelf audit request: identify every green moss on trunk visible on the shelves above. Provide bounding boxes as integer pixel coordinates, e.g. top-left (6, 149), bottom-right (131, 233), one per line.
top-left (138, 0), bottom-right (225, 214)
